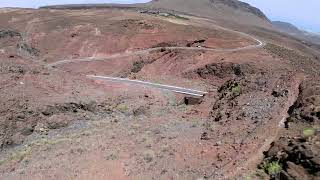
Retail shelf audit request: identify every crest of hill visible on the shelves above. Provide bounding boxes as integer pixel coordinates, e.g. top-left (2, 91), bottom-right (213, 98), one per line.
top-left (272, 21), bottom-right (302, 34)
top-left (147, 0), bottom-right (269, 21)
top-left (40, 0), bottom-right (271, 27)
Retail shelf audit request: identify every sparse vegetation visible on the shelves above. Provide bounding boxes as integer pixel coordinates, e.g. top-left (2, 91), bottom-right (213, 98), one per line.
top-left (106, 153), bottom-right (119, 160)
top-left (261, 160), bottom-right (282, 177)
top-left (116, 103), bottom-right (129, 113)
top-left (223, 81), bottom-right (242, 96)
top-left (140, 10), bottom-right (189, 20)
top-left (0, 146), bottom-right (32, 166)
top-left (170, 14), bottom-right (189, 20)
top-left (264, 43), bottom-right (320, 75)
top-left (0, 137), bottom-right (71, 166)
top-left (2, 2), bottom-right (320, 179)
top-left (131, 61), bottom-right (145, 73)
top-left (231, 83), bottom-right (241, 95)
top-left (214, 111), bottom-right (222, 122)
top-left (302, 127), bottom-right (316, 138)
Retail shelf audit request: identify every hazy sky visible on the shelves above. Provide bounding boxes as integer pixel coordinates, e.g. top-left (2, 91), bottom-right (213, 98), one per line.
top-left (0, 0), bottom-right (319, 32)
top-left (241, 0), bottom-right (320, 32)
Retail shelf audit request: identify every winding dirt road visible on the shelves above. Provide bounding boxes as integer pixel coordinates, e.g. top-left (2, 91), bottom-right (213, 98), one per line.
top-left (45, 13), bottom-right (264, 96)
top-left (46, 13), bottom-right (264, 68)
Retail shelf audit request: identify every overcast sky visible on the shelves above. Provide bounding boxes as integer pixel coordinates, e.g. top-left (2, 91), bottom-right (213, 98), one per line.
top-left (1, 0), bottom-right (319, 33)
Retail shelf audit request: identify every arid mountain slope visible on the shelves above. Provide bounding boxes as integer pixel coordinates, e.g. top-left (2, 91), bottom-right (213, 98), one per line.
top-left (144, 0), bottom-right (269, 21)
top-left (41, 0), bottom-right (271, 28)
top-left (0, 1), bottom-right (320, 180)
top-left (272, 21), bottom-right (302, 34)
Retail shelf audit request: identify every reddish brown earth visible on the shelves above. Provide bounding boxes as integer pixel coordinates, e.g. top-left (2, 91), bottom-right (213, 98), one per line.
top-left (0, 6), bottom-right (320, 180)
top-left (259, 78), bottom-right (320, 180)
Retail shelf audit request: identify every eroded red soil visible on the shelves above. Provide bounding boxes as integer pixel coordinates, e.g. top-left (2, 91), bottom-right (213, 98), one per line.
top-left (0, 8), bottom-right (319, 180)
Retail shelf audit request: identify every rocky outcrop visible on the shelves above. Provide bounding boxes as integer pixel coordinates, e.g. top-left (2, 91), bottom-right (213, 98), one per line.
top-left (0, 30), bottom-right (21, 39)
top-left (261, 78), bottom-right (320, 179)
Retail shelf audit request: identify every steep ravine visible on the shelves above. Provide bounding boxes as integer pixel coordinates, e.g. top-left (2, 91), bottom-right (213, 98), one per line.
top-left (258, 77), bottom-right (320, 180)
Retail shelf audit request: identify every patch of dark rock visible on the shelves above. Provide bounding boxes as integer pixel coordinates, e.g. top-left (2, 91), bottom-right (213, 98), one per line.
top-left (71, 33), bottom-right (78, 38)
top-left (20, 126), bottom-right (35, 136)
top-left (261, 79), bottom-right (320, 179)
top-left (232, 64), bottom-right (243, 76)
top-left (286, 81), bottom-right (320, 123)
top-left (272, 89), bottom-right (289, 98)
top-left (152, 42), bottom-right (176, 48)
top-left (218, 80), bottom-right (242, 98)
top-left (160, 48), bottom-right (166, 52)
top-left (130, 58), bottom-right (158, 74)
top-left (41, 102), bottom-right (98, 117)
top-left (284, 117), bottom-right (293, 129)
top-left (47, 121), bottom-right (68, 129)
top-left (186, 39), bottom-right (206, 47)
top-left (0, 29), bottom-right (21, 39)
top-left (1, 101), bottom-right (115, 148)
top-left (190, 62), bottom-right (253, 79)
top-left (184, 96), bottom-right (202, 105)
top-left (209, 79), bottom-right (244, 123)
top-left (261, 136), bottom-right (320, 179)
top-left (1, 109), bottom-right (41, 149)
top-left (194, 39), bottom-right (206, 43)
top-left (16, 114), bottom-right (26, 120)
top-left (214, 111), bottom-right (222, 122)
top-left (161, 169), bottom-right (168, 175)
top-left (131, 61), bottom-right (145, 73)
top-left (300, 114), bottom-right (315, 122)
top-left (200, 132), bottom-right (210, 140)
top-left (9, 66), bottom-right (25, 74)
top-left (17, 43), bottom-right (40, 57)
top-left (133, 106), bottom-right (148, 116)
top-left (0, 64), bottom-right (26, 74)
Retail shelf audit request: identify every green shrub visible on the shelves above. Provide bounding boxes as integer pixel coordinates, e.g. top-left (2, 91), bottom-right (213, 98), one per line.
top-left (116, 104), bottom-right (129, 113)
top-left (231, 84), bottom-right (241, 94)
top-left (263, 161), bottom-right (282, 176)
top-left (303, 127), bottom-right (316, 138)
top-left (172, 15), bottom-right (189, 20)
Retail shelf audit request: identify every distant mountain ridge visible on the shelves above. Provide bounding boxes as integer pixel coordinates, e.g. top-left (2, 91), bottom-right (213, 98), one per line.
top-left (272, 21), bottom-right (320, 45)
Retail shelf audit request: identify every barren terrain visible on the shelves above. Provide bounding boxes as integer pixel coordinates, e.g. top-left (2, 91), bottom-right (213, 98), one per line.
top-left (0, 3), bottom-right (319, 180)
